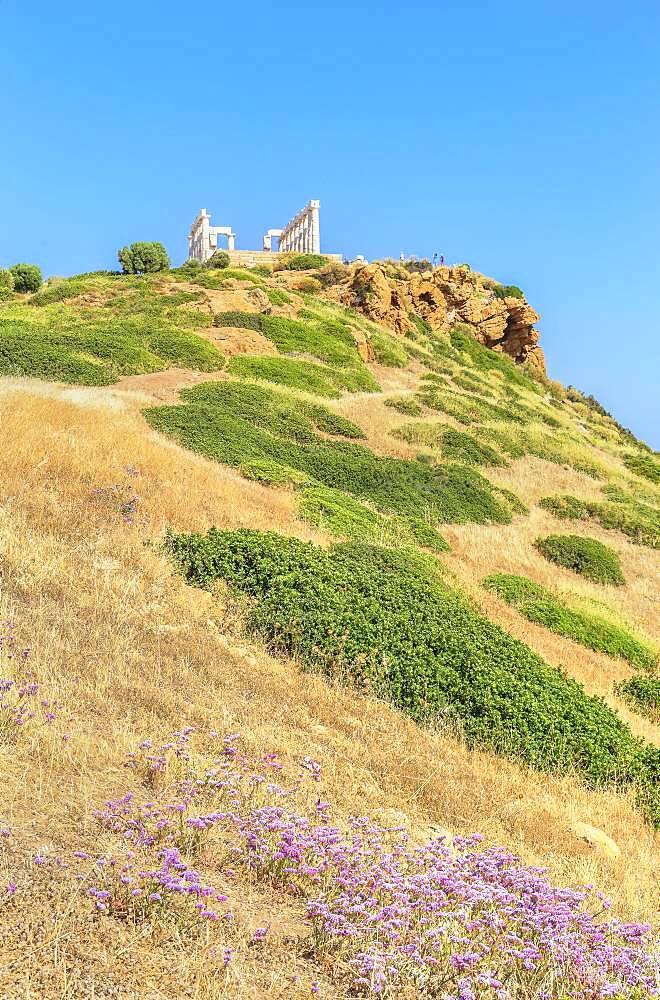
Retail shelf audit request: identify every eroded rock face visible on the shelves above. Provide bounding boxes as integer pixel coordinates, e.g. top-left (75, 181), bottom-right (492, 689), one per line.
top-left (333, 262), bottom-right (544, 373)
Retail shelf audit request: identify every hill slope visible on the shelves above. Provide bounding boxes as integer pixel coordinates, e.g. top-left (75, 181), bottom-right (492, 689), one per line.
top-left (0, 260), bottom-right (658, 999)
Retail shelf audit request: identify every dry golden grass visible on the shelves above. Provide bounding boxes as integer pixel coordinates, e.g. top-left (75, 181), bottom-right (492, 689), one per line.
top-left (0, 385), bottom-right (658, 998)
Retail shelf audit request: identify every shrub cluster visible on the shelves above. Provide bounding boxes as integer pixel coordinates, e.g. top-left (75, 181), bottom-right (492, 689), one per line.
top-left (493, 284), bottom-right (524, 300)
top-left (204, 250), bottom-right (230, 269)
top-left (624, 451), bottom-right (660, 484)
top-left (483, 573), bottom-right (657, 671)
top-left (163, 529), bottom-right (659, 825)
top-left (213, 309), bottom-right (367, 368)
top-left (616, 675), bottom-right (660, 722)
top-left (280, 253), bottom-right (328, 271)
top-left (118, 242), bottom-right (170, 274)
top-left (226, 355), bottom-right (378, 397)
top-left (145, 381), bottom-right (515, 526)
top-left (0, 282), bottom-right (224, 384)
top-left (449, 325), bottom-right (539, 391)
top-left (384, 396), bottom-right (423, 416)
top-left (539, 492), bottom-right (659, 549)
top-left (9, 263), bottom-right (42, 293)
top-left (0, 269), bottom-right (15, 300)
top-left (534, 534), bottom-right (625, 585)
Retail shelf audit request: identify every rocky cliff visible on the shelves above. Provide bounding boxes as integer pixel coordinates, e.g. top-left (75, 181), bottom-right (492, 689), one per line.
top-left (331, 262), bottom-right (545, 372)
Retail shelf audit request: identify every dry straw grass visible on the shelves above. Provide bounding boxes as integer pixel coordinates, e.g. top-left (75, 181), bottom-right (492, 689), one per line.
top-left (0, 386), bottom-right (658, 998)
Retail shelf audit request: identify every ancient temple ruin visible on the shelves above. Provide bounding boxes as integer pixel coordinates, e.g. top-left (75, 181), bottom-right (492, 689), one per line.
top-left (187, 200), bottom-right (332, 265)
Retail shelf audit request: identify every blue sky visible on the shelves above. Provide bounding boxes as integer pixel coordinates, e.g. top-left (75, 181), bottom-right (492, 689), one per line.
top-left (1, 1), bottom-right (658, 446)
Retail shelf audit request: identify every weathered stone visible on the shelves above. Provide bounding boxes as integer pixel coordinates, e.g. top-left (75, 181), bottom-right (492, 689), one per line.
top-left (332, 262), bottom-right (544, 372)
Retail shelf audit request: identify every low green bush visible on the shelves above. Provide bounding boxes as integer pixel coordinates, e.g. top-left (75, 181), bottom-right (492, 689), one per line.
top-left (29, 278), bottom-right (89, 305)
top-left (164, 528), bottom-right (658, 825)
top-left (118, 242), bottom-right (170, 274)
top-left (213, 310), bottom-right (366, 368)
top-left (539, 493), bottom-right (659, 549)
top-left (9, 263), bottom-right (42, 293)
top-left (239, 459), bottom-right (313, 487)
top-left (534, 534), bottom-right (625, 585)
top-left (493, 284), bottom-right (524, 300)
top-left (227, 355), bottom-right (377, 397)
top-left (281, 254), bottom-right (328, 271)
top-left (384, 396), bottom-right (423, 416)
top-left (449, 325), bottom-right (539, 391)
top-left (438, 428), bottom-right (506, 466)
top-left (624, 452), bottom-right (660, 484)
top-left (204, 250), bottom-right (230, 269)
top-left (145, 381), bottom-right (513, 526)
top-left (483, 573), bottom-right (657, 671)
top-left (370, 331), bottom-right (408, 367)
top-left (616, 676), bottom-right (660, 722)
top-left (0, 297), bottom-right (224, 385)
top-left (266, 289), bottom-right (290, 306)
top-left (0, 269), bottom-right (15, 300)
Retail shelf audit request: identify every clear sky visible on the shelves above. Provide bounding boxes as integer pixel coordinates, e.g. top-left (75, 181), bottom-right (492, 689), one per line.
top-left (1, 1), bottom-right (658, 446)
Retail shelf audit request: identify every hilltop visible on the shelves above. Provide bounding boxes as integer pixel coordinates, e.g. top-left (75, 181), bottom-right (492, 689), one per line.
top-left (0, 254), bottom-right (658, 999)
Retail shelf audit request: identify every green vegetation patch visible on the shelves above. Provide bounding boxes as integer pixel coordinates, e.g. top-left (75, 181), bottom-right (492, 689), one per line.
top-left (226, 355), bottom-right (377, 397)
top-left (164, 528), bottom-right (659, 825)
top-left (483, 573), bottom-right (657, 671)
top-left (280, 254), bottom-right (329, 270)
top-left (493, 284), bottom-right (524, 300)
top-left (616, 676), bottom-right (660, 723)
top-left (298, 485), bottom-right (449, 553)
top-left (369, 330), bottom-right (408, 368)
top-left (29, 278), bottom-right (90, 305)
top-left (145, 381), bottom-right (514, 526)
top-left (624, 451), bottom-right (660, 484)
top-left (534, 534), bottom-right (625, 586)
top-left (0, 289), bottom-right (223, 385)
top-left (539, 493), bottom-right (659, 549)
top-left (384, 396), bottom-right (423, 416)
top-left (213, 309), bottom-right (367, 369)
top-left (449, 325), bottom-right (539, 392)
top-left (393, 423), bottom-right (506, 466)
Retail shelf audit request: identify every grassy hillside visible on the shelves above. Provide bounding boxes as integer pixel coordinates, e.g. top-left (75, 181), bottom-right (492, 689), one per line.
top-left (0, 264), bottom-right (658, 998)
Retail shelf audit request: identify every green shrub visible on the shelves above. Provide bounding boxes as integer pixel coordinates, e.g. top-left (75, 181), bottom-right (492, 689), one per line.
top-left (0, 269), bottom-right (15, 300)
top-left (227, 356), bottom-right (336, 397)
top-left (493, 284), bottom-right (524, 300)
top-left (239, 459), bottom-right (313, 487)
top-left (403, 259), bottom-right (432, 273)
top-left (534, 534), bottom-right (625, 585)
top-left (29, 278), bottom-right (88, 305)
top-left (539, 493), bottom-right (659, 549)
top-left (204, 250), bottom-right (230, 269)
top-left (281, 254), bottom-right (328, 271)
top-left (404, 517), bottom-right (450, 552)
top-left (370, 331), bottom-right (408, 367)
top-left (178, 259), bottom-right (203, 276)
top-left (214, 310), bottom-right (264, 331)
top-left (118, 242), bottom-right (170, 274)
top-left (9, 263), bottom-right (42, 293)
top-left (384, 396), bottom-right (423, 416)
top-left (145, 381), bottom-right (513, 526)
top-left (616, 676), bottom-right (660, 722)
top-left (164, 528), bottom-right (658, 824)
top-left (438, 428), bottom-right (506, 466)
top-left (0, 295), bottom-right (224, 385)
top-left (624, 452), bottom-right (660, 484)
top-left (266, 289), bottom-right (290, 307)
top-left (483, 573), bottom-right (657, 671)
top-left (449, 325), bottom-right (538, 391)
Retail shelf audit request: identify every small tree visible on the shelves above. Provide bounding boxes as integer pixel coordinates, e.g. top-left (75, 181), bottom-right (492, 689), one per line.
top-left (0, 269), bottom-right (15, 300)
top-left (9, 263), bottom-right (42, 293)
top-left (118, 242), bottom-right (170, 274)
top-left (204, 250), bottom-right (230, 269)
